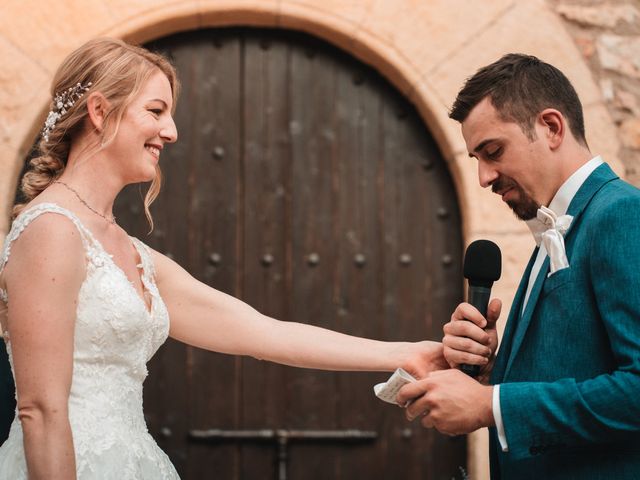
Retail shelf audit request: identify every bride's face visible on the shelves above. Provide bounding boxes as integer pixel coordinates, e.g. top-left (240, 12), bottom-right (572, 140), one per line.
top-left (105, 69), bottom-right (178, 184)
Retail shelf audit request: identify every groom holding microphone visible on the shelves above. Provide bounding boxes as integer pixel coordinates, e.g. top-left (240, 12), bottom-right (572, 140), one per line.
top-left (399, 53), bottom-right (640, 479)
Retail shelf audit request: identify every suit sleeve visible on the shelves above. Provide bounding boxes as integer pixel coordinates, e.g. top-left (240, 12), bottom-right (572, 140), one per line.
top-left (499, 193), bottom-right (640, 460)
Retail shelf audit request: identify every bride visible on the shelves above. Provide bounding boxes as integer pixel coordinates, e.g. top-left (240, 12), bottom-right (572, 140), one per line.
top-left (0, 38), bottom-right (453, 479)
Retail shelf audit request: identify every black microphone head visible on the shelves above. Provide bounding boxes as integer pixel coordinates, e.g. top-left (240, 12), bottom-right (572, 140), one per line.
top-left (463, 240), bottom-right (502, 288)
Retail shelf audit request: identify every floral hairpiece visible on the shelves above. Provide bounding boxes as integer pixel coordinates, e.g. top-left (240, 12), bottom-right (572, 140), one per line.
top-left (42, 81), bottom-right (92, 142)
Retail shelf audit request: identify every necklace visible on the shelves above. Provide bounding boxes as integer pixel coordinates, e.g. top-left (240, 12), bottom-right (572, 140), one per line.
top-left (53, 180), bottom-right (117, 225)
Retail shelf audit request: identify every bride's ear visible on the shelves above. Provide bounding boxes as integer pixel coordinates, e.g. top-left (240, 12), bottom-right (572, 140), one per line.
top-left (86, 92), bottom-right (110, 132)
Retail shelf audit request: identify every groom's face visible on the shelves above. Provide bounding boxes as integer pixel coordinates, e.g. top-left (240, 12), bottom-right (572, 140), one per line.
top-left (461, 97), bottom-right (549, 221)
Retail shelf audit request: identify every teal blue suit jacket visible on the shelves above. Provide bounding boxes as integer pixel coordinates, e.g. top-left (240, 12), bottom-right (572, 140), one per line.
top-left (489, 163), bottom-right (640, 479)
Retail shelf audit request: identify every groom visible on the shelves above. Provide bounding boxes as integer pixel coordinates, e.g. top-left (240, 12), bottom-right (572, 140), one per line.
top-left (398, 53), bottom-right (640, 478)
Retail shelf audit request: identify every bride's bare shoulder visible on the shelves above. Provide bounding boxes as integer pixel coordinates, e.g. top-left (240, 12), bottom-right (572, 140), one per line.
top-left (3, 207), bottom-right (86, 284)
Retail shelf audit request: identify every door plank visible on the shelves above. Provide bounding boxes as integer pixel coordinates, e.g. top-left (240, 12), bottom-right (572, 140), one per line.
top-left (240, 31), bottom-right (291, 479)
top-left (184, 32), bottom-right (244, 480)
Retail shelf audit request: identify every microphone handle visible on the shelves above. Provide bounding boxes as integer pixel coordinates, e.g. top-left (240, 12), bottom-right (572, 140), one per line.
top-left (460, 285), bottom-right (491, 378)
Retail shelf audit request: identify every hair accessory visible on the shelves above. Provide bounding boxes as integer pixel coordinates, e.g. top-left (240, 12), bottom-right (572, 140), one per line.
top-left (42, 81), bottom-right (92, 141)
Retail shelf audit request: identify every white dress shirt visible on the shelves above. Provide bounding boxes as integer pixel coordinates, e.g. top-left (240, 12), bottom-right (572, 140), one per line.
top-left (492, 156), bottom-right (604, 452)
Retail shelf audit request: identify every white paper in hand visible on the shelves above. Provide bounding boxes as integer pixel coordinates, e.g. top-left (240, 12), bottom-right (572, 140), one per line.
top-left (374, 368), bottom-right (417, 405)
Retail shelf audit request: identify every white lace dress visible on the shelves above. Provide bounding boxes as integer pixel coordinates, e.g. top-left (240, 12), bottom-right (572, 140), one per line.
top-left (0, 203), bottom-right (180, 479)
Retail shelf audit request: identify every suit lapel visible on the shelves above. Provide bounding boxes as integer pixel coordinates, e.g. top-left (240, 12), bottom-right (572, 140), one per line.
top-left (491, 248), bottom-right (538, 383)
top-left (500, 163), bottom-right (618, 380)
top-left (502, 255), bottom-right (549, 378)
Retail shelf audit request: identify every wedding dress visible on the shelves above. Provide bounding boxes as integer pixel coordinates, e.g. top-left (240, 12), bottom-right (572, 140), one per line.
top-left (0, 203), bottom-right (179, 479)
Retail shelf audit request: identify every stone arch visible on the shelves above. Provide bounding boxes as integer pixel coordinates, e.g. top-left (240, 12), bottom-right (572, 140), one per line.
top-left (0, 0), bottom-right (623, 477)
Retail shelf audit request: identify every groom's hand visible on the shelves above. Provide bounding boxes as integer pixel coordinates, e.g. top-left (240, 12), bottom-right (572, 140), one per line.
top-left (397, 369), bottom-right (494, 435)
top-left (442, 298), bottom-right (501, 383)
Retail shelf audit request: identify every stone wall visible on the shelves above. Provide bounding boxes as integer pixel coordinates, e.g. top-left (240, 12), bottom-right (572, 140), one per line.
top-left (550, 0), bottom-right (640, 185)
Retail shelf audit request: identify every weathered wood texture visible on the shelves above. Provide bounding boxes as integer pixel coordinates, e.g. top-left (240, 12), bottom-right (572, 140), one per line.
top-left (114, 27), bottom-right (464, 480)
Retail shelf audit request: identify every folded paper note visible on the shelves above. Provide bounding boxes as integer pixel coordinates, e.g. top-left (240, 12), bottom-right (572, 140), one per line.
top-left (374, 368), bottom-right (417, 405)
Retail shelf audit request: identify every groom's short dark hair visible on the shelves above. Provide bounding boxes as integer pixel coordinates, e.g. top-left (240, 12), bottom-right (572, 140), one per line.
top-left (449, 53), bottom-right (588, 146)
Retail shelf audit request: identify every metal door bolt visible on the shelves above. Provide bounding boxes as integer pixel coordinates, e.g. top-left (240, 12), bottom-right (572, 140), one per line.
top-left (399, 254), bottom-right (412, 266)
top-left (437, 207), bottom-right (449, 219)
top-left (307, 253), bottom-right (320, 266)
top-left (212, 146), bottom-right (225, 160)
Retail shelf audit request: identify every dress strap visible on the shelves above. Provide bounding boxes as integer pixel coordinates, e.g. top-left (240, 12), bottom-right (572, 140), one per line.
top-left (130, 237), bottom-right (156, 282)
top-left (0, 202), bottom-right (100, 276)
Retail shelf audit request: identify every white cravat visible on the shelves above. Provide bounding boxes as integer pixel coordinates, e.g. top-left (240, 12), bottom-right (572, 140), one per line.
top-left (537, 207), bottom-right (573, 274)
top-left (528, 205), bottom-right (574, 276)
top-left (493, 156), bottom-right (604, 453)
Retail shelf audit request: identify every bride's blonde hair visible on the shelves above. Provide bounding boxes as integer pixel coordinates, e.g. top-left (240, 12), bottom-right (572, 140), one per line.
top-left (14, 37), bottom-right (180, 230)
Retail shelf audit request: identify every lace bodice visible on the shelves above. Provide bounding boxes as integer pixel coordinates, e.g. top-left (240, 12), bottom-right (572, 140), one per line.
top-left (0, 203), bottom-right (179, 479)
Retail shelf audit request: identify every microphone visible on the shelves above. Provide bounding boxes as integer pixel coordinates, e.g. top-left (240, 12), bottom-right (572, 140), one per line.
top-left (461, 240), bottom-right (502, 377)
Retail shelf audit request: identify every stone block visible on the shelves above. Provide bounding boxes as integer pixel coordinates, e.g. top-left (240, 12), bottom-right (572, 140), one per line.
top-left (624, 157), bottom-right (640, 187)
top-left (0, 0), bottom-right (112, 73)
top-left (199, 0), bottom-right (279, 28)
top-left (425, 0), bottom-right (602, 113)
top-left (0, 36), bottom-right (51, 148)
top-left (0, 141), bottom-right (22, 239)
top-left (106, 2), bottom-right (200, 44)
top-left (409, 78), bottom-right (468, 161)
top-left (574, 35), bottom-right (596, 59)
top-left (407, 78), bottom-right (465, 172)
top-left (281, 0), bottom-right (371, 26)
top-left (583, 102), bottom-right (625, 176)
top-left (599, 78), bottom-right (615, 102)
top-left (349, 29), bottom-right (419, 99)
top-left (556, 3), bottom-right (640, 29)
top-left (104, 0), bottom-right (195, 23)
top-left (276, 1), bottom-right (365, 66)
top-left (597, 34), bottom-right (640, 79)
top-left (620, 117), bottom-right (640, 150)
top-left (615, 89), bottom-right (639, 115)
top-left (356, 0), bottom-right (514, 82)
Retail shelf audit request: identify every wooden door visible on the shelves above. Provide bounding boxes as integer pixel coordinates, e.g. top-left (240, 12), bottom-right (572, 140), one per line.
top-left (115, 28), bottom-right (464, 480)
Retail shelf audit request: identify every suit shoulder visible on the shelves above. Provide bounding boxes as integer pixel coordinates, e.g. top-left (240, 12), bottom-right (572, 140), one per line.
top-left (589, 178), bottom-right (640, 222)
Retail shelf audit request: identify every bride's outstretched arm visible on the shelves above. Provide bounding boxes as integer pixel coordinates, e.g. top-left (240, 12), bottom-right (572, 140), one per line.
top-left (152, 249), bottom-right (446, 377)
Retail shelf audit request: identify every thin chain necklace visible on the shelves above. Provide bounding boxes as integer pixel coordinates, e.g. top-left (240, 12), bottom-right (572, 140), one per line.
top-left (53, 180), bottom-right (117, 225)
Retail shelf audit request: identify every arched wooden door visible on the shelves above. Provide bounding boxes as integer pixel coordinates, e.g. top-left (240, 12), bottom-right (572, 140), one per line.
top-left (115, 28), bottom-right (464, 480)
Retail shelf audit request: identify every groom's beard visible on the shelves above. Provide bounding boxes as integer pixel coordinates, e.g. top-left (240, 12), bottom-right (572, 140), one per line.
top-left (492, 175), bottom-right (539, 221)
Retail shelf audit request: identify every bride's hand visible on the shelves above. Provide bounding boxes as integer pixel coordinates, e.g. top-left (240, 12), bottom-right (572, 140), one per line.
top-left (399, 340), bottom-right (449, 380)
